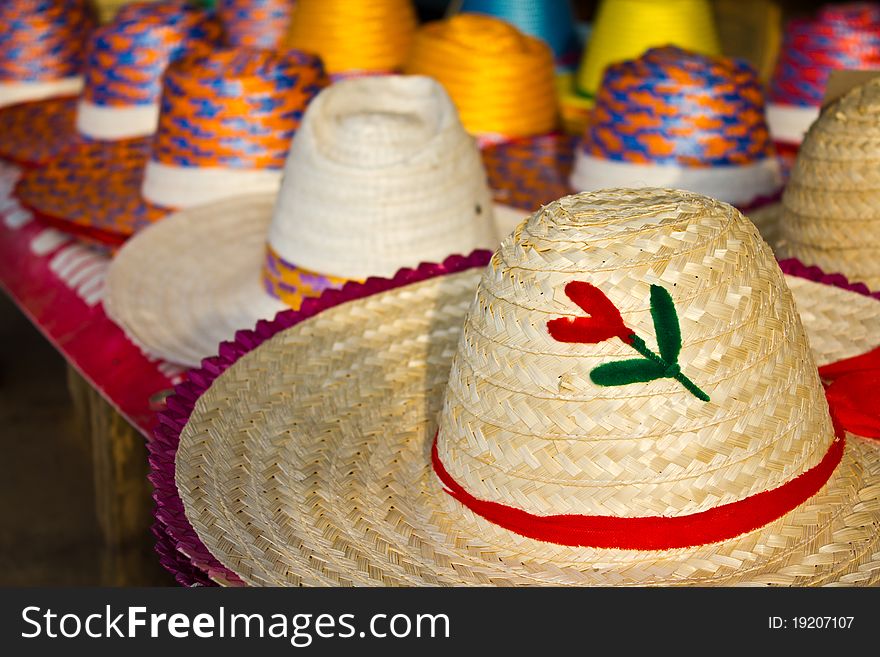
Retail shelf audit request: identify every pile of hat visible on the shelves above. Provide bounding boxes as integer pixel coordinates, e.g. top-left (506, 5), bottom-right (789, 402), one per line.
top-left (2, 0), bottom-right (880, 588)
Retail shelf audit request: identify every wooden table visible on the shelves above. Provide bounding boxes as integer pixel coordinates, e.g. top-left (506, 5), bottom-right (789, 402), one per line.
top-left (1, 162), bottom-right (183, 585)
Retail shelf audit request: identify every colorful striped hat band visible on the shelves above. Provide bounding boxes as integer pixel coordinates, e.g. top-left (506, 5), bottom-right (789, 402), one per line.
top-left (141, 48), bottom-right (328, 209)
top-left (404, 12), bottom-right (557, 140)
top-left (768, 2), bottom-right (880, 144)
top-left (217, 0), bottom-right (295, 49)
top-left (262, 75), bottom-right (498, 306)
top-left (0, 0), bottom-right (94, 107)
top-left (570, 47), bottom-right (781, 206)
top-left (75, 2), bottom-right (221, 140)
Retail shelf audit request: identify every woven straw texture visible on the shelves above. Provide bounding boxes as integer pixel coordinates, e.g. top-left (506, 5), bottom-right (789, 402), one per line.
top-left (267, 75), bottom-right (499, 280)
top-left (176, 189), bottom-right (880, 586)
top-left (778, 77), bottom-right (880, 289)
top-left (105, 76), bottom-right (504, 366)
top-left (286, 0), bottom-right (416, 75)
top-left (404, 13), bottom-right (557, 138)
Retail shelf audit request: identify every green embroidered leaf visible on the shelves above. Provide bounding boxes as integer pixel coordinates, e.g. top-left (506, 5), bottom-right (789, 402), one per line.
top-left (590, 358), bottom-right (666, 387)
top-left (649, 284), bottom-right (681, 364)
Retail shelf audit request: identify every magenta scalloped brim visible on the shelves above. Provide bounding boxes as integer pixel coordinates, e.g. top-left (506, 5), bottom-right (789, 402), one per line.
top-left (151, 251), bottom-right (880, 586)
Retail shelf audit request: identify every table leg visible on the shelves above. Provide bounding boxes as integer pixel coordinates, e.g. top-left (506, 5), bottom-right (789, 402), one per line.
top-left (66, 365), bottom-right (173, 586)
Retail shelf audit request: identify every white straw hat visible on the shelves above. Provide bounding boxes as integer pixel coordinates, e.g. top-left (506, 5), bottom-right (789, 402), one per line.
top-left (170, 188), bottom-right (880, 586)
top-left (105, 75), bottom-right (505, 367)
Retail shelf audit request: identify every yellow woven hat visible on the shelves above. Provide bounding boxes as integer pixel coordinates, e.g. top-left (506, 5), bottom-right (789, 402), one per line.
top-left (286, 0), bottom-right (417, 78)
top-left (750, 76), bottom-right (880, 289)
top-left (559, 0), bottom-right (720, 135)
top-left (173, 188), bottom-right (880, 586)
top-left (404, 13), bottom-right (558, 142)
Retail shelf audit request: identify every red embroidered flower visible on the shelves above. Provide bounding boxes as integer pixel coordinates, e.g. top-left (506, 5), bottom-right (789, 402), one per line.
top-left (547, 282), bottom-right (635, 345)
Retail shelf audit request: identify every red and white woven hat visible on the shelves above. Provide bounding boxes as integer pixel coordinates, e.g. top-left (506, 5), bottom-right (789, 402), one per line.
top-left (0, 0), bottom-right (218, 166)
top-left (165, 187), bottom-right (880, 586)
top-left (0, 0), bottom-right (93, 109)
top-left (104, 75), bottom-right (514, 368)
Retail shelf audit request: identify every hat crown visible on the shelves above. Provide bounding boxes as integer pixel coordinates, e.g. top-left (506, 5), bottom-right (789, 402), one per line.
top-left (770, 4), bottom-right (880, 107)
top-left (82, 2), bottom-right (218, 108)
top-left (457, 0), bottom-right (577, 58)
top-left (149, 47), bottom-right (327, 170)
top-left (0, 0), bottom-right (93, 83)
top-left (781, 77), bottom-right (880, 288)
top-left (575, 0), bottom-right (720, 96)
top-left (217, 0), bottom-right (294, 49)
top-left (582, 46), bottom-right (773, 167)
top-left (267, 75), bottom-right (496, 279)
top-left (404, 13), bottom-right (556, 138)
top-left (286, 0), bottom-right (417, 75)
top-left (309, 75), bottom-right (452, 167)
top-left (437, 188), bottom-right (834, 520)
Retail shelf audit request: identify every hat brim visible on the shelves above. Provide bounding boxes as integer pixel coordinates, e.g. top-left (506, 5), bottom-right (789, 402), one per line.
top-left (0, 95), bottom-right (79, 166)
top-left (161, 253), bottom-right (880, 586)
top-left (105, 195), bottom-right (525, 368)
top-left (15, 137), bottom-right (167, 245)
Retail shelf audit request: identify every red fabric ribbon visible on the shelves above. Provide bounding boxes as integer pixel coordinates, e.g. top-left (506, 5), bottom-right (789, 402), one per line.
top-left (820, 346), bottom-right (880, 439)
top-left (432, 431), bottom-right (844, 550)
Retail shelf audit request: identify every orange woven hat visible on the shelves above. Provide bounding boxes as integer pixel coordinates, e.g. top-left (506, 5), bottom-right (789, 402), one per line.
top-left (404, 13), bottom-right (559, 144)
top-left (0, 1), bottom-right (218, 166)
top-left (170, 188), bottom-right (880, 586)
top-left (286, 0), bottom-right (417, 79)
top-left (0, 0), bottom-right (94, 109)
top-left (15, 47), bottom-right (328, 245)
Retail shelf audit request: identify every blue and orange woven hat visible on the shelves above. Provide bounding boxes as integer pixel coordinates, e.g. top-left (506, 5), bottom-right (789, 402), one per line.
top-left (217, 0), bottom-right (295, 49)
top-left (569, 46), bottom-right (782, 207)
top-left (0, 0), bottom-right (220, 166)
top-left (15, 47), bottom-right (328, 245)
top-left (767, 2), bottom-right (880, 145)
top-left (0, 0), bottom-right (94, 109)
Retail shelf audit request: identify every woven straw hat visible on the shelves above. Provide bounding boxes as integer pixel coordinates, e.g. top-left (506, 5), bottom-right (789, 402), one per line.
top-left (558, 0), bottom-right (720, 135)
top-left (105, 75), bottom-right (508, 368)
top-left (767, 3), bottom-right (880, 146)
top-left (404, 13), bottom-right (558, 142)
top-left (169, 188), bottom-right (880, 586)
top-left (15, 47), bottom-right (326, 245)
top-left (286, 0), bottom-right (417, 78)
top-left (0, 1), bottom-right (218, 166)
top-left (217, 0), bottom-right (295, 49)
top-left (751, 76), bottom-right (880, 289)
top-left (0, 0), bottom-right (93, 109)
top-left (570, 47), bottom-right (783, 207)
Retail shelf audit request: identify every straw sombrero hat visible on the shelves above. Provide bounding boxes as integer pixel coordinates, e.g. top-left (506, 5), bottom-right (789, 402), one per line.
top-left (285, 0), bottom-right (417, 79)
top-left (104, 75), bottom-right (509, 368)
top-left (767, 3), bottom-right (880, 147)
top-left (0, 1), bottom-right (218, 166)
top-left (216, 0), bottom-right (295, 48)
top-left (14, 47), bottom-right (327, 245)
top-left (162, 188), bottom-right (880, 586)
top-left (558, 0), bottom-right (720, 135)
top-left (750, 76), bottom-right (880, 289)
top-left (449, 0), bottom-right (579, 66)
top-left (404, 13), bottom-right (558, 144)
top-left (0, 0), bottom-right (93, 109)
top-left (570, 47), bottom-right (783, 207)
